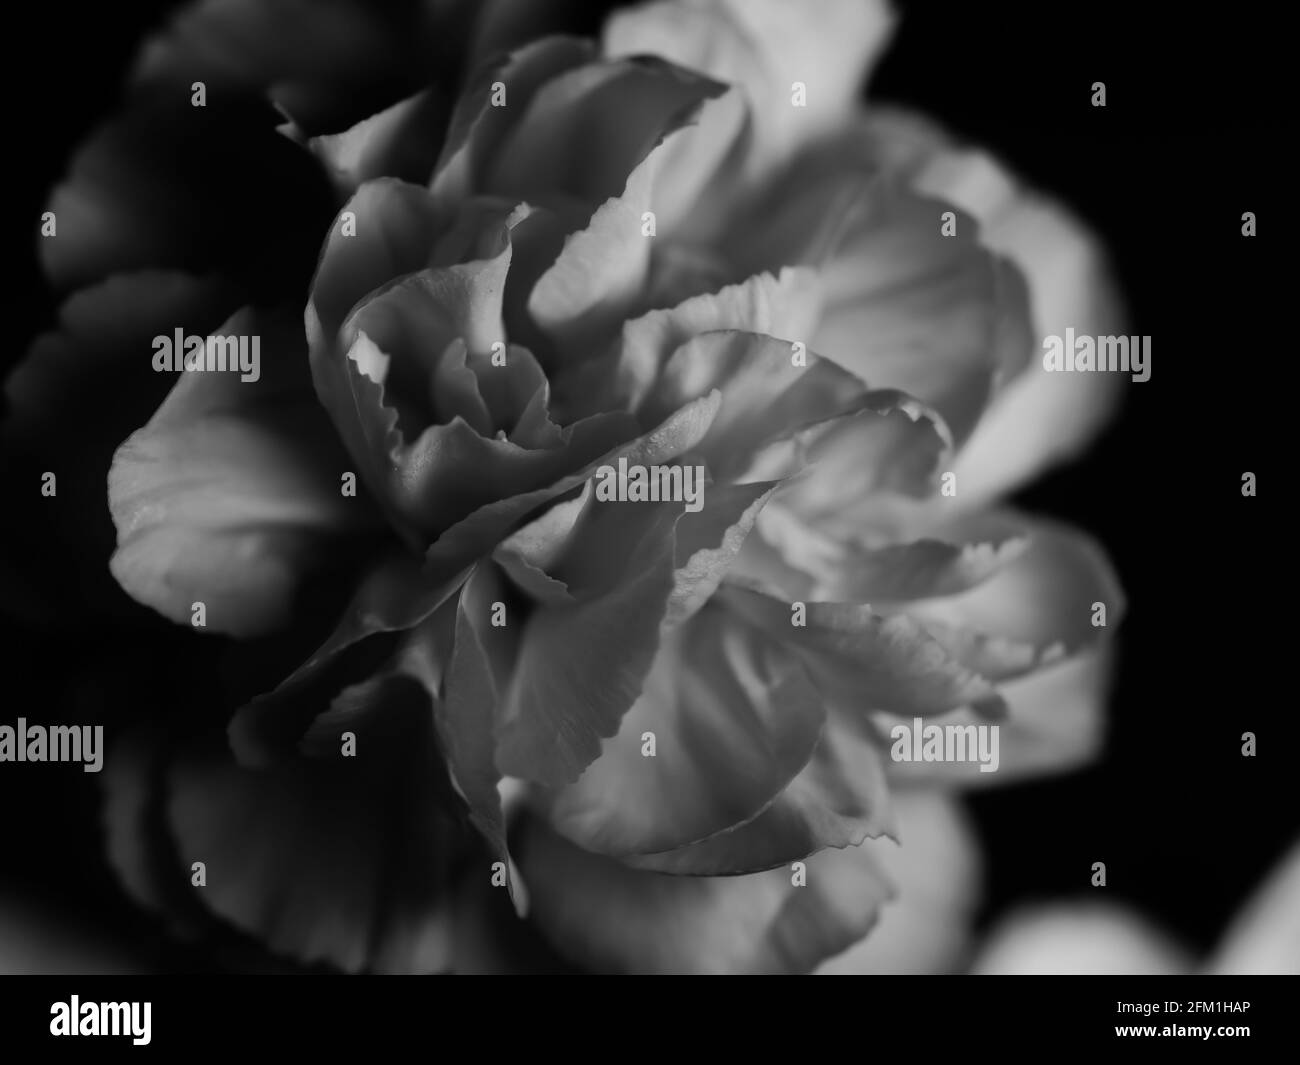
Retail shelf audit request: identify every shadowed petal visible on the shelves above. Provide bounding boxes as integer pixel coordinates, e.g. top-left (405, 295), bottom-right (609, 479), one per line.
top-left (108, 307), bottom-right (380, 638)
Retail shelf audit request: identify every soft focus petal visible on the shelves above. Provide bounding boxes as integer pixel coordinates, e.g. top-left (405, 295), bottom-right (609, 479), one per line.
top-left (108, 308), bottom-right (379, 638)
top-left (902, 511), bottom-right (1125, 668)
top-left (817, 793), bottom-right (981, 974)
top-left (866, 108), bottom-right (1126, 508)
top-left (1208, 837), bottom-right (1300, 974)
top-left (167, 694), bottom-right (476, 973)
top-left (40, 96), bottom-right (334, 297)
top-left (603, 0), bottom-right (895, 173)
top-left (4, 272), bottom-right (239, 618)
top-left (517, 813), bottom-right (894, 974)
top-left (880, 646), bottom-right (1114, 788)
top-left (972, 904), bottom-right (1190, 975)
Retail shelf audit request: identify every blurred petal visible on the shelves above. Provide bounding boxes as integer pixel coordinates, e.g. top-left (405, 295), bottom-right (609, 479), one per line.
top-left (517, 814), bottom-right (894, 973)
top-left (169, 692), bottom-right (478, 973)
top-left (811, 191), bottom-right (1032, 445)
top-left (866, 108), bottom-right (1126, 508)
top-left (880, 645), bottom-right (1114, 788)
top-left (817, 793), bottom-right (981, 974)
top-left (132, 0), bottom-right (451, 134)
top-left (41, 95), bottom-right (334, 297)
top-left (973, 904), bottom-right (1189, 975)
top-left (603, 0), bottom-right (895, 172)
top-left (4, 272), bottom-right (239, 618)
top-left (0, 891), bottom-right (144, 974)
top-left (1208, 837), bottom-right (1300, 974)
top-left (108, 307), bottom-right (377, 638)
top-left (903, 512), bottom-right (1125, 666)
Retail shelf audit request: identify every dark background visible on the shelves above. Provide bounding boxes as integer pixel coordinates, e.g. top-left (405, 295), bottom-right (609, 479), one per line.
top-left (0, 0), bottom-right (1289, 970)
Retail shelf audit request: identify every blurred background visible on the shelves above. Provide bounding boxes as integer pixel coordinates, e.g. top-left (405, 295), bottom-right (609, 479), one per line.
top-left (0, 0), bottom-right (1290, 972)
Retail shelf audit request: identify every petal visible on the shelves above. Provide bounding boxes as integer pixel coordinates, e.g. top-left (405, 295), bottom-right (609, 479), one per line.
top-left (1208, 837), bottom-right (1300, 974)
top-left (421, 389), bottom-right (720, 573)
top-left (972, 904), bottom-right (1189, 975)
top-left (305, 89), bottom-right (449, 193)
top-left (228, 552), bottom-right (471, 766)
top-left (306, 178), bottom-right (444, 347)
top-left (4, 272), bottom-right (239, 617)
top-left (544, 604), bottom-right (826, 859)
top-left (554, 267), bottom-right (823, 418)
top-left (132, 0), bottom-right (449, 134)
top-left (628, 713), bottom-right (894, 875)
top-left (603, 0), bottom-right (896, 173)
top-left (866, 108), bottom-right (1127, 508)
top-left (902, 511), bottom-right (1126, 663)
top-left (108, 307), bottom-right (379, 638)
top-left (747, 389), bottom-right (953, 527)
top-left (427, 565), bottom-right (518, 902)
top-left (524, 85), bottom-right (735, 361)
top-left (485, 55), bottom-right (729, 209)
top-left (762, 515), bottom-right (1030, 606)
top-left (169, 694), bottom-right (479, 973)
top-left (495, 466), bottom-right (773, 788)
top-left (817, 794), bottom-right (982, 974)
top-left (718, 583), bottom-right (1005, 718)
top-left (41, 96), bottom-right (335, 296)
top-left (639, 330), bottom-right (869, 480)
top-left (517, 813), bottom-right (894, 974)
top-left (431, 36), bottom-right (596, 209)
top-left (878, 645), bottom-right (1115, 788)
top-left (230, 393), bottom-right (721, 767)
top-left (810, 197), bottom-right (1032, 445)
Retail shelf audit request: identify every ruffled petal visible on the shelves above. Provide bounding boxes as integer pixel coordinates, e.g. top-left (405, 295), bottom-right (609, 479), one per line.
top-left (543, 604), bottom-right (825, 858)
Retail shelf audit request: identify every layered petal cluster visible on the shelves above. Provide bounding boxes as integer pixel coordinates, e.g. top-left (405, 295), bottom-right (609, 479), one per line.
top-left (12, 0), bottom-right (1126, 973)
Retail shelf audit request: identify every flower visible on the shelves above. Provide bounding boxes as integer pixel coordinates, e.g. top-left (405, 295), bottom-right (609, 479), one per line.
top-left (10, 0), bottom-right (1126, 973)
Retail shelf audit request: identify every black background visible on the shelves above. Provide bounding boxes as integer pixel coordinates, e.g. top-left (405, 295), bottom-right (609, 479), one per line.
top-left (0, 0), bottom-right (1289, 971)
